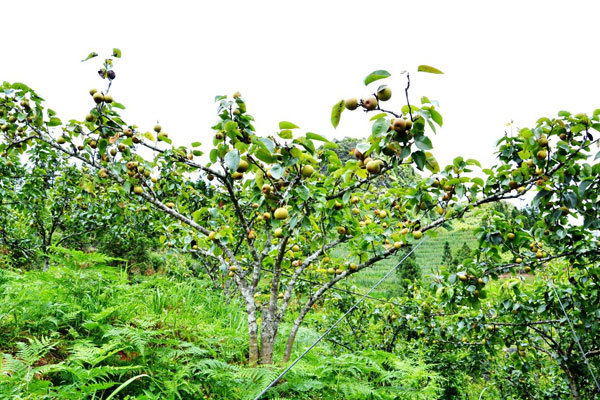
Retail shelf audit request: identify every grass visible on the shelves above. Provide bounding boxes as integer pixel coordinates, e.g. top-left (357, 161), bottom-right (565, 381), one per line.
top-left (0, 247), bottom-right (443, 399)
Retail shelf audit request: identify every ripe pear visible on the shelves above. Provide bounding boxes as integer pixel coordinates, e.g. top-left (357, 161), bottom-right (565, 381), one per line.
top-left (345, 98), bottom-right (359, 110)
top-left (104, 95), bottom-right (113, 104)
top-left (337, 226), bottom-right (346, 235)
top-left (89, 88), bottom-right (97, 96)
top-left (154, 124), bottom-right (162, 133)
top-left (133, 186), bottom-right (143, 195)
top-left (208, 231), bottom-right (217, 240)
top-left (85, 113), bottom-right (94, 122)
top-left (363, 97), bottom-right (378, 111)
top-left (274, 228), bottom-right (284, 238)
top-left (412, 230), bottom-right (423, 240)
top-left (392, 118), bottom-right (406, 133)
top-left (274, 207), bottom-right (288, 220)
top-left (261, 184), bottom-right (272, 195)
top-left (292, 244), bottom-right (300, 252)
top-left (507, 232), bottom-right (516, 240)
top-left (536, 150), bottom-right (547, 160)
top-left (537, 136), bottom-right (548, 147)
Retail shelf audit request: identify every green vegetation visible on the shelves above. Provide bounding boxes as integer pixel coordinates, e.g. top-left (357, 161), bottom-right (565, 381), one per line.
top-left (1, 52), bottom-right (599, 399)
top-left (0, 249), bottom-right (443, 399)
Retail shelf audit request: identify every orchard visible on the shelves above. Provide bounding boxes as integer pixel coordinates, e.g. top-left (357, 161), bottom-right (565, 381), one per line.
top-left (1, 50), bottom-right (599, 399)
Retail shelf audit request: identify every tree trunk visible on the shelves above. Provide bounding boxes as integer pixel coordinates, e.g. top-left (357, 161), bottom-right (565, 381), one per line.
top-left (258, 300), bottom-right (281, 364)
top-left (283, 304), bottom-right (312, 363)
top-left (239, 285), bottom-right (259, 365)
top-left (564, 367), bottom-right (582, 400)
top-left (259, 323), bottom-right (275, 364)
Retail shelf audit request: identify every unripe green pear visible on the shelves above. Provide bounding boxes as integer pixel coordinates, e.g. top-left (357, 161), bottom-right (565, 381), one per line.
top-left (345, 98), bottom-right (359, 110)
top-left (377, 85), bottom-right (392, 101)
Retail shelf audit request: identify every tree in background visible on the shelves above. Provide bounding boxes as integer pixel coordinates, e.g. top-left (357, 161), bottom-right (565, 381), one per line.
top-left (395, 246), bottom-right (421, 295)
top-left (441, 240), bottom-right (453, 266)
top-left (452, 242), bottom-right (472, 266)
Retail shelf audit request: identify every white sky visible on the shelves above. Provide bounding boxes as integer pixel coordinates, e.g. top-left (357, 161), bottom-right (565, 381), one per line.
top-left (3, 0), bottom-right (600, 171)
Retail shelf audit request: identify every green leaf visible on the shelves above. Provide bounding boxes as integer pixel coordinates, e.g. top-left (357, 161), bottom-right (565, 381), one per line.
top-left (306, 132), bottom-right (329, 142)
top-left (279, 121), bottom-right (299, 130)
top-left (270, 164), bottom-right (284, 179)
top-left (158, 135), bottom-right (172, 144)
top-left (112, 102), bottom-right (125, 109)
top-left (98, 139), bottom-right (108, 154)
top-left (364, 70), bottom-right (391, 86)
top-left (519, 128), bottom-right (533, 139)
top-left (417, 65), bottom-right (444, 74)
top-left (369, 113), bottom-right (387, 121)
top-left (82, 52), bottom-right (98, 62)
top-left (258, 138), bottom-right (275, 153)
top-left (191, 142), bottom-right (202, 147)
top-left (144, 132), bottom-right (155, 141)
top-left (331, 100), bottom-right (345, 128)
top-left (412, 151), bottom-right (426, 170)
top-left (356, 142), bottom-right (371, 154)
top-left (192, 210), bottom-right (202, 223)
top-left (415, 136), bottom-right (433, 151)
top-left (372, 118), bottom-right (389, 136)
top-left (112, 48), bottom-right (122, 58)
top-left (430, 109), bottom-right (443, 126)
top-left (466, 158), bottom-right (481, 167)
top-left (225, 121), bottom-right (238, 132)
top-left (279, 129), bottom-right (293, 139)
top-left (255, 148), bottom-right (276, 164)
top-left (518, 150), bottom-right (531, 160)
top-left (224, 149), bottom-right (240, 172)
top-left (48, 117), bottom-right (62, 127)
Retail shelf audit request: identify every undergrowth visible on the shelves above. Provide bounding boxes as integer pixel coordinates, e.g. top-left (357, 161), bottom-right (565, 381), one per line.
top-left (0, 248), bottom-right (442, 399)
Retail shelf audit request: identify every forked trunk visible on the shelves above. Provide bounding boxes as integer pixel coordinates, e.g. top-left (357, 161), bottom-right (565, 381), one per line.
top-left (258, 307), bottom-right (279, 364)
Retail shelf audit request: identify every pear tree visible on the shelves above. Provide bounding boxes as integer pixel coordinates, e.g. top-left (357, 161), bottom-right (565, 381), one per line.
top-left (2, 51), bottom-right (600, 377)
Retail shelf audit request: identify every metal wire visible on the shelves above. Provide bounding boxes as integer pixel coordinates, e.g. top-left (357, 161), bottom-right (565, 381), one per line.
top-left (253, 237), bottom-right (427, 400)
